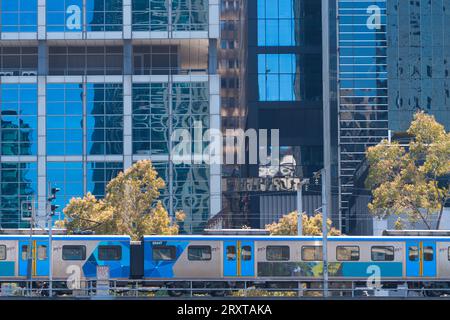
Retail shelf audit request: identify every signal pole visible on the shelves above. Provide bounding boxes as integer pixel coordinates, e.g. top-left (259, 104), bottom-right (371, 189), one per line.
top-left (47, 185), bottom-right (60, 297)
top-left (321, 168), bottom-right (329, 298)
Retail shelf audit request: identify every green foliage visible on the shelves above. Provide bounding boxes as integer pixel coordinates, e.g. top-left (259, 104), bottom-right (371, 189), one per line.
top-left (265, 211), bottom-right (341, 236)
top-left (61, 160), bottom-right (184, 239)
top-left (366, 111), bottom-right (450, 229)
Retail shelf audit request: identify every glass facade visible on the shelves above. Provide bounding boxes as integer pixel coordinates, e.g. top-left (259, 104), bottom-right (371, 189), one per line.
top-left (257, 0), bottom-right (299, 46)
top-left (257, 54), bottom-right (299, 101)
top-left (387, 0), bottom-right (450, 132)
top-left (47, 162), bottom-right (83, 218)
top-left (0, 84), bottom-right (38, 156)
top-left (132, 83), bottom-right (170, 155)
top-left (47, 0), bottom-right (123, 32)
top-left (338, 0), bottom-right (388, 232)
top-left (132, 0), bottom-right (208, 31)
top-left (87, 162), bottom-right (123, 198)
top-left (0, 0), bottom-right (37, 32)
top-left (87, 83), bottom-right (124, 155)
top-left (0, 1), bottom-right (219, 233)
top-left (0, 163), bottom-right (37, 228)
top-left (47, 84), bottom-right (83, 156)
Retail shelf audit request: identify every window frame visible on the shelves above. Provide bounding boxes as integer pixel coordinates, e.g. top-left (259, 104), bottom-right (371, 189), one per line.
top-left (0, 245), bottom-right (6, 260)
top-left (187, 245), bottom-right (212, 261)
top-left (98, 245), bottom-right (122, 261)
top-left (301, 245), bottom-right (323, 261)
top-left (336, 245), bottom-right (360, 261)
top-left (371, 246), bottom-right (395, 262)
top-left (152, 245), bottom-right (176, 261)
top-left (266, 245), bottom-right (290, 261)
top-left (62, 245), bottom-right (87, 261)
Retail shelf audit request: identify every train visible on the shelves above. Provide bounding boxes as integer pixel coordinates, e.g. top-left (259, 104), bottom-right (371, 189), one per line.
top-left (1, 233), bottom-right (450, 296)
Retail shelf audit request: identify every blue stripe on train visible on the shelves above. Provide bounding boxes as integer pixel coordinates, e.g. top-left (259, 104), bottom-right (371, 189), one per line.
top-left (341, 262), bottom-right (403, 277)
top-left (0, 262), bottom-right (15, 277)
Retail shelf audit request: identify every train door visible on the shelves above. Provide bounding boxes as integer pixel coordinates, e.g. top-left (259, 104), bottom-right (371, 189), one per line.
top-left (18, 240), bottom-right (49, 278)
top-left (406, 241), bottom-right (436, 278)
top-left (223, 240), bottom-right (254, 277)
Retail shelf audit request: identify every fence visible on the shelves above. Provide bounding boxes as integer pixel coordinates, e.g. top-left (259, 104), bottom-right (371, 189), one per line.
top-left (1, 279), bottom-right (450, 299)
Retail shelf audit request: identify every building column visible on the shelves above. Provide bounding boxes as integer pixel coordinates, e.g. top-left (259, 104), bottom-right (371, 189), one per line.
top-left (123, 0), bottom-right (132, 39)
top-left (209, 74), bottom-right (221, 217)
top-left (37, 76), bottom-right (47, 227)
top-left (37, 0), bottom-right (46, 40)
top-left (123, 75), bottom-right (132, 169)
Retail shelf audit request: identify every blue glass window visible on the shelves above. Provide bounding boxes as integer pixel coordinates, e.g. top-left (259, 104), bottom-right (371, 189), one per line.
top-left (172, 0), bottom-right (208, 31)
top-left (0, 162), bottom-right (37, 228)
top-left (47, 162), bottom-right (83, 220)
top-left (86, 83), bottom-right (123, 155)
top-left (86, 162), bottom-right (123, 198)
top-left (47, 83), bottom-right (83, 155)
top-left (258, 54), bottom-right (299, 101)
top-left (1, 0), bottom-right (37, 32)
top-left (47, 0), bottom-right (83, 32)
top-left (86, 0), bottom-right (123, 31)
top-left (257, 0), bottom-right (298, 46)
top-left (0, 84), bottom-right (37, 155)
top-left (132, 0), bottom-right (168, 31)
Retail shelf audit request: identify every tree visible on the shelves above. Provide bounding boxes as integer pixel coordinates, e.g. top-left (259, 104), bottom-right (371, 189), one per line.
top-left (62, 160), bottom-right (185, 239)
top-left (265, 211), bottom-right (341, 236)
top-left (366, 111), bottom-right (450, 229)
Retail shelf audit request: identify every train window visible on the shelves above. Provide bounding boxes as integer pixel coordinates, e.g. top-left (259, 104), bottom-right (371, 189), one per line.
top-left (152, 246), bottom-right (176, 261)
top-left (241, 246), bottom-right (252, 261)
top-left (423, 246), bottom-right (434, 261)
top-left (301, 246), bottom-right (323, 261)
top-left (448, 247), bottom-right (450, 261)
top-left (336, 246), bottom-right (360, 261)
top-left (38, 245), bottom-right (47, 260)
top-left (266, 246), bottom-right (290, 261)
top-left (188, 246), bottom-right (211, 261)
top-left (21, 245), bottom-right (28, 260)
top-left (0, 245), bottom-right (6, 260)
top-left (371, 246), bottom-right (394, 261)
top-left (226, 246), bottom-right (236, 261)
top-left (62, 245), bottom-right (86, 260)
top-left (408, 246), bottom-right (419, 261)
top-left (98, 246), bottom-right (122, 261)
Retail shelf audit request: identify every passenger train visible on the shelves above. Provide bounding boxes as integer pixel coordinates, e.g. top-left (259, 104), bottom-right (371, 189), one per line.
top-left (1, 233), bottom-right (450, 296)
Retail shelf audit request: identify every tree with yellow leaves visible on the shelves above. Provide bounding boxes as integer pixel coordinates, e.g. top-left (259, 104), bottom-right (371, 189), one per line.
top-left (61, 160), bottom-right (185, 239)
top-left (266, 211), bottom-right (341, 236)
top-left (366, 111), bottom-right (450, 229)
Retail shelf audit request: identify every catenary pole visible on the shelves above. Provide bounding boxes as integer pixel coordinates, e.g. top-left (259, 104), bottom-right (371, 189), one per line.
top-left (321, 168), bottom-right (328, 297)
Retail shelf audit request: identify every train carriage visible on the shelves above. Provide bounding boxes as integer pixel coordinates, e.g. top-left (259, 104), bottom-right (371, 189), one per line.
top-left (0, 235), bottom-right (131, 282)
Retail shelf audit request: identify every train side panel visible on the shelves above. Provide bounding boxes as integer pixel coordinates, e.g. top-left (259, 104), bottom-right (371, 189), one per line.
top-left (143, 238), bottom-right (222, 279)
top-left (0, 239), bottom-right (19, 279)
top-left (52, 237), bottom-right (130, 280)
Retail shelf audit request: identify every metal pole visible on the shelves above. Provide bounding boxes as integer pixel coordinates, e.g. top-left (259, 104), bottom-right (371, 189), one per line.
top-left (47, 182), bottom-right (53, 297)
top-left (48, 211), bottom-right (53, 297)
top-left (297, 183), bottom-right (303, 236)
top-left (321, 168), bottom-right (328, 298)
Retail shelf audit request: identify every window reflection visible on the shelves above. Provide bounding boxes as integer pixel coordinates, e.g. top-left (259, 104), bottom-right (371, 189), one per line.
top-left (0, 84), bottom-right (37, 156)
top-left (258, 54), bottom-right (299, 101)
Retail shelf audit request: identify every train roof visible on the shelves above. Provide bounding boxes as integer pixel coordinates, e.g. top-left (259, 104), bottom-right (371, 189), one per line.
top-left (0, 234), bottom-right (130, 241)
top-left (142, 235), bottom-right (450, 242)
